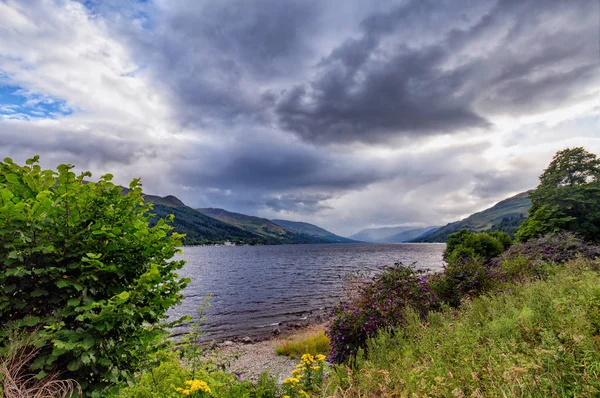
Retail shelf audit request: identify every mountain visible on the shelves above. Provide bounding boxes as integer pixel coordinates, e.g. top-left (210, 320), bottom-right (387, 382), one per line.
top-left (375, 226), bottom-right (440, 243)
top-left (271, 219), bottom-right (359, 243)
top-left (415, 191), bottom-right (532, 242)
top-left (148, 201), bottom-right (268, 245)
top-left (197, 208), bottom-right (329, 244)
top-left (350, 226), bottom-right (416, 242)
top-left (143, 194), bottom-right (185, 208)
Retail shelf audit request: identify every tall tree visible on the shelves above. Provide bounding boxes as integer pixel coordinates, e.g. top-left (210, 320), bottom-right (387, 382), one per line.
top-left (516, 147), bottom-right (600, 242)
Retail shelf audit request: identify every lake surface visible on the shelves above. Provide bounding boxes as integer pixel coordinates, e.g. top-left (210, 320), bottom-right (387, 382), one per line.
top-left (169, 243), bottom-right (445, 342)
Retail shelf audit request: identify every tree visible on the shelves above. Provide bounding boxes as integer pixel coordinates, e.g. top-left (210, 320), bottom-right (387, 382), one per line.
top-left (516, 147), bottom-right (600, 243)
top-left (0, 156), bottom-right (189, 396)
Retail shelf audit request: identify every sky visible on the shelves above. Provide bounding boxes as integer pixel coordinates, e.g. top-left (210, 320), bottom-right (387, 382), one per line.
top-left (0, 0), bottom-right (598, 236)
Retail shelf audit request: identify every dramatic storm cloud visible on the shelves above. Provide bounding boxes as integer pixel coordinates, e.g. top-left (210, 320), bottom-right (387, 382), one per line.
top-left (0, 0), bottom-right (598, 235)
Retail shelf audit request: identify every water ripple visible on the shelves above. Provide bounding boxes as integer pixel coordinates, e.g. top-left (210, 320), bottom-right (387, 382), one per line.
top-left (168, 243), bottom-right (445, 341)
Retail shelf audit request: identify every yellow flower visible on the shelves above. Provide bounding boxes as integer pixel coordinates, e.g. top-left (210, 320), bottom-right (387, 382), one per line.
top-left (311, 365), bottom-right (321, 370)
top-left (315, 354), bottom-right (326, 361)
top-left (301, 353), bottom-right (315, 364)
top-left (283, 377), bottom-right (300, 384)
top-left (178, 380), bottom-right (211, 395)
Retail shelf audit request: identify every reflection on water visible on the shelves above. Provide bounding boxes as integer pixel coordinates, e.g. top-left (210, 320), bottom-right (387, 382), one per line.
top-left (168, 243), bottom-right (445, 341)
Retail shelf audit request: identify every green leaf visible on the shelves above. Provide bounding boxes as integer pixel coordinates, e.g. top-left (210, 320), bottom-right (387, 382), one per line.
top-left (56, 280), bottom-right (69, 288)
top-left (72, 282), bottom-right (83, 292)
top-left (31, 288), bottom-right (48, 297)
top-left (31, 356), bottom-right (47, 370)
top-left (118, 291), bottom-right (130, 301)
top-left (22, 316), bottom-right (40, 327)
top-left (35, 370), bottom-right (47, 380)
top-left (1, 188), bottom-right (14, 203)
top-left (5, 173), bottom-right (19, 184)
top-left (67, 298), bottom-right (80, 306)
top-left (67, 360), bottom-right (81, 371)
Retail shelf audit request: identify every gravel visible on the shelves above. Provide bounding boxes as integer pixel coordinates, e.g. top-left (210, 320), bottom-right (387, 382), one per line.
top-left (212, 324), bottom-right (326, 383)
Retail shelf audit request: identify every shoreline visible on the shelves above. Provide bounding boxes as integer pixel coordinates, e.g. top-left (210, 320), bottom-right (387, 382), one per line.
top-left (205, 323), bottom-right (329, 382)
top-left (170, 306), bottom-right (333, 345)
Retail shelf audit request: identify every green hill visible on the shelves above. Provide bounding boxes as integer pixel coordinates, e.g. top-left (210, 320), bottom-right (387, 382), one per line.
top-left (132, 191), bottom-right (267, 245)
top-left (417, 191), bottom-right (532, 242)
top-left (197, 208), bottom-right (329, 244)
top-left (271, 219), bottom-right (360, 243)
top-left (150, 204), bottom-right (268, 245)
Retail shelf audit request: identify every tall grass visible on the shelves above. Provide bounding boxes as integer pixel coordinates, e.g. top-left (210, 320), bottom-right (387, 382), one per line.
top-left (275, 328), bottom-right (330, 359)
top-left (0, 329), bottom-right (81, 398)
top-left (324, 258), bottom-right (600, 397)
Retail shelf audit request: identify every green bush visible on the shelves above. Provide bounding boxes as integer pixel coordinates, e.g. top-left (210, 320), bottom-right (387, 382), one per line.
top-left (0, 156), bottom-right (189, 396)
top-left (444, 230), bottom-right (509, 264)
top-left (429, 256), bottom-right (495, 307)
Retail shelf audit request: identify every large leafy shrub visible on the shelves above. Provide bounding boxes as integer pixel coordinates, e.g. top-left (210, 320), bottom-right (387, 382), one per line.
top-left (327, 264), bottom-right (438, 363)
top-left (444, 229), bottom-right (510, 264)
top-left (432, 230), bottom-right (511, 306)
top-left (0, 157), bottom-right (188, 396)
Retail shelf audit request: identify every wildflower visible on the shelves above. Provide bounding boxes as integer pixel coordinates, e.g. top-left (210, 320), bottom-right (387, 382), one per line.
top-left (283, 377), bottom-right (300, 384)
top-left (315, 354), bottom-right (326, 361)
top-left (176, 380), bottom-right (211, 395)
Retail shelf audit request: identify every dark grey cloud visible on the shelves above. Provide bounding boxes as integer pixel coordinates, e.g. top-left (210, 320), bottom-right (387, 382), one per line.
top-left (276, 43), bottom-right (489, 143)
top-left (125, 0), bottom-right (324, 128)
top-left (275, 0), bottom-right (599, 144)
top-left (169, 131), bottom-right (392, 193)
top-left (166, 137), bottom-right (492, 221)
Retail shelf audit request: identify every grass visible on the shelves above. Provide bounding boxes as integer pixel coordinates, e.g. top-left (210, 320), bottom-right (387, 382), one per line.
top-left (323, 258), bottom-right (600, 397)
top-left (0, 328), bottom-right (81, 398)
top-left (275, 326), bottom-right (330, 359)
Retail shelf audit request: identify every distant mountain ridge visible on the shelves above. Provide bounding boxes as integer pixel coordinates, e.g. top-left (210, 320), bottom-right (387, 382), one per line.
top-left (350, 225), bottom-right (439, 243)
top-left (196, 208), bottom-right (332, 244)
top-left (271, 219), bottom-right (359, 243)
top-left (123, 188), bottom-right (260, 245)
top-left (415, 191), bottom-right (532, 242)
top-left (350, 226), bottom-right (416, 242)
top-left (375, 226), bottom-right (440, 243)
top-left (149, 203), bottom-right (268, 245)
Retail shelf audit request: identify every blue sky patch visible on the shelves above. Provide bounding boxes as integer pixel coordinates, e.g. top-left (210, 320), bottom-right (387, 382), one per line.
top-left (0, 85), bottom-right (72, 121)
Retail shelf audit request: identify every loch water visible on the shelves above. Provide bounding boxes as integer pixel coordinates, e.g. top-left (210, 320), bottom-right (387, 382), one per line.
top-left (169, 243), bottom-right (445, 342)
